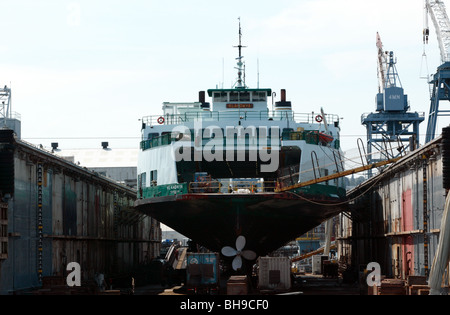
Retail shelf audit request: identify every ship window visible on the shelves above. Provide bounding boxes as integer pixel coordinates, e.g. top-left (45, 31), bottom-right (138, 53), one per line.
top-left (213, 92), bottom-right (228, 102)
top-left (171, 131), bottom-right (187, 141)
top-left (230, 92), bottom-right (239, 102)
top-left (139, 172), bottom-right (147, 188)
top-left (150, 170), bottom-right (158, 186)
top-left (147, 133), bottom-right (159, 140)
top-left (252, 92), bottom-right (266, 102)
top-left (240, 92), bottom-right (250, 102)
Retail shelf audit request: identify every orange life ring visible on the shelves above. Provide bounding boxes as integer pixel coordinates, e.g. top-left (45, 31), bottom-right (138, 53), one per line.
top-left (157, 116), bottom-right (165, 124)
top-left (315, 115), bottom-right (323, 123)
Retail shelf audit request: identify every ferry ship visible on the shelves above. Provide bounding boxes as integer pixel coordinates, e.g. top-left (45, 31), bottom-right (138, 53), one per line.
top-left (134, 23), bottom-right (347, 271)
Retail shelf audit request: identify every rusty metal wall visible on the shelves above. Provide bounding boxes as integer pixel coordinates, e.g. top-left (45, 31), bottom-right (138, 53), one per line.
top-left (0, 137), bottom-right (160, 294)
top-left (337, 138), bottom-right (445, 281)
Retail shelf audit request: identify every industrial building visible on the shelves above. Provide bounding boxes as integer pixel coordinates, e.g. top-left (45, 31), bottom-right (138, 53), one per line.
top-left (0, 128), bottom-right (161, 294)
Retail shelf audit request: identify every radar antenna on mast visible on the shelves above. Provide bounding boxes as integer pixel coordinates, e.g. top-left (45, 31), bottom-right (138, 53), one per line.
top-left (233, 18), bottom-right (247, 89)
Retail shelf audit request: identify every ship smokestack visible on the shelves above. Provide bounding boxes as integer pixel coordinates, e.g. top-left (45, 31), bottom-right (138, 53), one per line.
top-left (275, 89), bottom-right (291, 110)
top-left (198, 91), bottom-right (210, 110)
top-left (281, 89), bottom-right (286, 102)
top-left (199, 91), bottom-right (206, 104)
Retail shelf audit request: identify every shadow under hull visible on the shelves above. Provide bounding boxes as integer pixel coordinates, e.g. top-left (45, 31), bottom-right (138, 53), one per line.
top-left (135, 192), bottom-right (347, 260)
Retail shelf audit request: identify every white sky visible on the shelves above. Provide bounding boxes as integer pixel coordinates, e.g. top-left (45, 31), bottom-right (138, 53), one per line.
top-left (1, 0), bottom-right (448, 156)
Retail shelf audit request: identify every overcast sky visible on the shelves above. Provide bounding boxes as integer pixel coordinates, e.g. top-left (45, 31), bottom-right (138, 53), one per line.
top-left (0, 0), bottom-right (447, 158)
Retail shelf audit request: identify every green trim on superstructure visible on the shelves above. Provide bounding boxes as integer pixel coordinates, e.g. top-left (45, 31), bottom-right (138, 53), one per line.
top-left (138, 182), bottom-right (344, 200)
top-left (207, 88), bottom-right (272, 97)
top-left (139, 183), bottom-right (188, 199)
top-left (140, 133), bottom-right (173, 150)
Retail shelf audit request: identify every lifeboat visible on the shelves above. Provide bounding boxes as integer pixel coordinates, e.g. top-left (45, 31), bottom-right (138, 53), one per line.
top-left (319, 132), bottom-right (334, 144)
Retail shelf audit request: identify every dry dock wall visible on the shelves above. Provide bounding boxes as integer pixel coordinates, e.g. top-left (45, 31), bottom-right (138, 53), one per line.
top-left (0, 130), bottom-right (161, 294)
top-left (337, 135), bottom-right (448, 283)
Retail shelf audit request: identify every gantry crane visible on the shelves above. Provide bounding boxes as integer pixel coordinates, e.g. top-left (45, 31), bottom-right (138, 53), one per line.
top-left (361, 33), bottom-right (424, 174)
top-left (423, 0), bottom-right (450, 142)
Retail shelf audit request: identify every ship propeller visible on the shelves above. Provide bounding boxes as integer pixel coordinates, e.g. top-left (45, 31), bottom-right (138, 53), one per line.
top-left (221, 235), bottom-right (257, 271)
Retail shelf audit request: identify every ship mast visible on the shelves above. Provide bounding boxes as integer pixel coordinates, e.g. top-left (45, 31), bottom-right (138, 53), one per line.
top-left (233, 18), bottom-right (247, 88)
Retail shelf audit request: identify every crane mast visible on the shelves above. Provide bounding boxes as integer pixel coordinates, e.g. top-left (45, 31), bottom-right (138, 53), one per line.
top-left (377, 33), bottom-right (402, 93)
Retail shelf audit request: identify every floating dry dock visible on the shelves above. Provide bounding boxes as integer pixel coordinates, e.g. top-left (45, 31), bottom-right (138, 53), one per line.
top-left (0, 129), bottom-right (160, 294)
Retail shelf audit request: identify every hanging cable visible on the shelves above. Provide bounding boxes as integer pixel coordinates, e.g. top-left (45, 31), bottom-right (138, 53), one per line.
top-left (285, 162), bottom-right (395, 207)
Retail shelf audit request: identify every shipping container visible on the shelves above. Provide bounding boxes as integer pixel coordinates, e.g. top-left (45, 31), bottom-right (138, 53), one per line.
top-left (257, 256), bottom-right (291, 292)
top-left (312, 255), bottom-right (328, 274)
top-left (186, 252), bottom-right (220, 294)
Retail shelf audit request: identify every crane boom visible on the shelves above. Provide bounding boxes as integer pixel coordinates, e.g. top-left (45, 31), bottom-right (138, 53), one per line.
top-left (424, 0), bottom-right (450, 63)
top-left (376, 32), bottom-right (387, 93)
top-left (423, 0), bottom-right (450, 142)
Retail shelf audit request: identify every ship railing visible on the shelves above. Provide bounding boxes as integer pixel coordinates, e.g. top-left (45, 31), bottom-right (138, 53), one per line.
top-left (142, 111), bottom-right (339, 126)
top-left (189, 180), bottom-right (222, 193)
top-left (188, 180), bottom-right (277, 194)
top-left (2, 111), bottom-right (21, 121)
